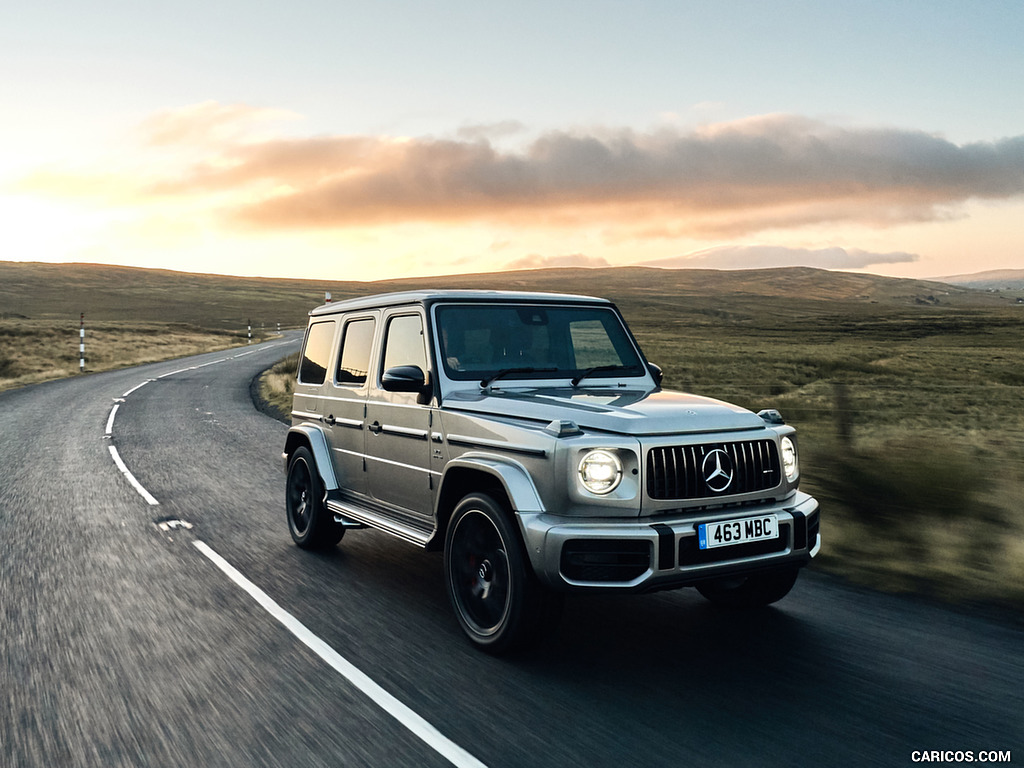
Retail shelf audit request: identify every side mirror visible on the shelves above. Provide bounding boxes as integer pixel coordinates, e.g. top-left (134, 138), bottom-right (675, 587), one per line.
top-left (647, 363), bottom-right (664, 386)
top-left (381, 365), bottom-right (429, 394)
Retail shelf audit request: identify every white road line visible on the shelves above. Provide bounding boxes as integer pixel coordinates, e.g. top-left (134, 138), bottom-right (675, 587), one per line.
top-left (109, 341), bottom-right (291, 499)
top-left (157, 366), bottom-right (196, 379)
top-left (108, 445), bottom-right (160, 506)
top-left (193, 357), bottom-right (232, 369)
top-left (105, 403), bottom-right (120, 436)
top-left (121, 379), bottom-right (153, 398)
top-left (192, 541), bottom-right (488, 768)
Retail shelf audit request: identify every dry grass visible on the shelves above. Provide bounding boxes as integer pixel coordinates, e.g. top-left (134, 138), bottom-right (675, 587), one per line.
top-left (257, 352), bottom-right (298, 421)
top-left (0, 319), bottom-right (272, 392)
top-left (803, 437), bottom-right (1024, 609)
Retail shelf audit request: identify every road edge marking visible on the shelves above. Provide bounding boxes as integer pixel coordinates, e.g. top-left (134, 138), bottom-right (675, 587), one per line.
top-left (192, 540), bottom-right (487, 768)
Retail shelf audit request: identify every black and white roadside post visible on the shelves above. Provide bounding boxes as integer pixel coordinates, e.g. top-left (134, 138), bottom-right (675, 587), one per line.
top-left (79, 313), bottom-right (85, 373)
top-left (248, 319), bottom-right (252, 345)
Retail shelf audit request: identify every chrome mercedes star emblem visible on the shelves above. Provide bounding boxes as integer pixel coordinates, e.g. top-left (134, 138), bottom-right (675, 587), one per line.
top-left (702, 449), bottom-right (734, 493)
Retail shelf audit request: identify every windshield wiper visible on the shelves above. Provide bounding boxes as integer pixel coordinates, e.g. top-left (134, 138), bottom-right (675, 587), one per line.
top-left (571, 365), bottom-right (625, 388)
top-left (480, 367), bottom-right (558, 389)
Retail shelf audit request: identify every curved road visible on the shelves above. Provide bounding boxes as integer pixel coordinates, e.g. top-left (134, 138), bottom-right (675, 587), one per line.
top-left (1, 339), bottom-right (1021, 767)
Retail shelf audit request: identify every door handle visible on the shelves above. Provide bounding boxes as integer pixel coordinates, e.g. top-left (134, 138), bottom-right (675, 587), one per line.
top-left (325, 414), bottom-right (336, 426)
top-left (368, 421), bottom-right (382, 434)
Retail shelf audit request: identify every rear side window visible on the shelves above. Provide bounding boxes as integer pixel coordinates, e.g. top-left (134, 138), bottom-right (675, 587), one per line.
top-left (298, 321), bottom-right (336, 385)
top-left (336, 318), bottom-right (375, 385)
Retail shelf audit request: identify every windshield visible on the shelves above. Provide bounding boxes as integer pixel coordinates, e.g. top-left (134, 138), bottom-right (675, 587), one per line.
top-left (435, 303), bottom-right (646, 384)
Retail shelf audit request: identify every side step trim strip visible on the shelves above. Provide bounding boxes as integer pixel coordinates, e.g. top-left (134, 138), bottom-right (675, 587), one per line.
top-left (327, 499), bottom-right (433, 548)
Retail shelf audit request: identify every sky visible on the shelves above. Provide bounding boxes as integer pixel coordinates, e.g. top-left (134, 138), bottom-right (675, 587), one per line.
top-left (1, 0), bottom-right (1023, 282)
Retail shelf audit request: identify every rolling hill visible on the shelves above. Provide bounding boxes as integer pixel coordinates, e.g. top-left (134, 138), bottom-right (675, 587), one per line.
top-left (934, 268), bottom-right (1024, 291)
top-left (0, 260), bottom-right (1011, 330)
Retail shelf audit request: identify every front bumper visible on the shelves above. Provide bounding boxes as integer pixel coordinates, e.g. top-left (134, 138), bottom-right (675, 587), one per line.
top-left (519, 492), bottom-right (820, 592)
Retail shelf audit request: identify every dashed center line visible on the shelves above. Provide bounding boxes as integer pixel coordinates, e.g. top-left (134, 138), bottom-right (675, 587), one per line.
top-left (104, 403), bottom-right (120, 437)
top-left (121, 379), bottom-right (153, 398)
top-left (108, 445), bottom-right (160, 506)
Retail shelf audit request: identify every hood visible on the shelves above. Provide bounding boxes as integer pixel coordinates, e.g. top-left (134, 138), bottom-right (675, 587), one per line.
top-left (442, 386), bottom-right (767, 436)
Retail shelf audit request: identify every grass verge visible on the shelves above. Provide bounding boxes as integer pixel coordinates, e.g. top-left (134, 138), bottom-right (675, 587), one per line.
top-left (256, 352), bottom-right (298, 423)
top-left (0, 319), bottom-right (273, 393)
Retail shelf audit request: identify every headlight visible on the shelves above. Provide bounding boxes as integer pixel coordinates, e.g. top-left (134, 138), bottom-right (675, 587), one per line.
top-left (578, 449), bottom-right (623, 494)
top-left (781, 436), bottom-right (798, 481)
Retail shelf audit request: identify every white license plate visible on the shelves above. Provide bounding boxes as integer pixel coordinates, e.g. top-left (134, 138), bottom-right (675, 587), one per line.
top-left (698, 515), bottom-right (779, 550)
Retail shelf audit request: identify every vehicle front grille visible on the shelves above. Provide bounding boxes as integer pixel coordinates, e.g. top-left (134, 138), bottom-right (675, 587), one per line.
top-left (560, 540), bottom-right (651, 582)
top-left (646, 439), bottom-right (781, 500)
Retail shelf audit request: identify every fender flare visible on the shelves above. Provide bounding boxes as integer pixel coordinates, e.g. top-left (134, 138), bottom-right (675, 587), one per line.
top-left (440, 456), bottom-right (545, 514)
top-left (284, 424), bottom-right (339, 491)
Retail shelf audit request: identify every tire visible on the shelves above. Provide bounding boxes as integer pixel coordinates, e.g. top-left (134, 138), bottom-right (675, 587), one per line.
top-left (696, 567), bottom-right (800, 609)
top-left (286, 446), bottom-right (344, 550)
top-left (444, 493), bottom-right (561, 655)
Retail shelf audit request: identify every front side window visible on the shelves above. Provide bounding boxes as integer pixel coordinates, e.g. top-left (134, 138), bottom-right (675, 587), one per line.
top-left (336, 318), bottom-right (375, 385)
top-left (435, 304), bottom-right (645, 382)
top-left (381, 314), bottom-right (427, 376)
top-left (298, 321), bottom-right (336, 385)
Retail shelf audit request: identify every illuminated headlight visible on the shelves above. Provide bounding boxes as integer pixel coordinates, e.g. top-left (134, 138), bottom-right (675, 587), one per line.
top-left (578, 450), bottom-right (623, 495)
top-left (781, 436), bottom-right (798, 481)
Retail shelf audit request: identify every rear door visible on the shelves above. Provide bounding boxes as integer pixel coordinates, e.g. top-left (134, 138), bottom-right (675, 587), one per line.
top-left (323, 312), bottom-right (377, 499)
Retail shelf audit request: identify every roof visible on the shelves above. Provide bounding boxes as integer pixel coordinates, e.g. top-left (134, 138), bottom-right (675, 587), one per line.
top-left (308, 289), bottom-right (611, 316)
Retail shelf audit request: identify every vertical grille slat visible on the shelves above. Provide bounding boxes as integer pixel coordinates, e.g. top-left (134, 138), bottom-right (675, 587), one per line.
top-left (667, 446), bottom-right (679, 499)
top-left (646, 439), bottom-right (781, 500)
top-left (683, 446), bottom-right (693, 498)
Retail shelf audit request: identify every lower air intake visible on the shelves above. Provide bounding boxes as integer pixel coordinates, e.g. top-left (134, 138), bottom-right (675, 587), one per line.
top-left (561, 540), bottom-right (651, 582)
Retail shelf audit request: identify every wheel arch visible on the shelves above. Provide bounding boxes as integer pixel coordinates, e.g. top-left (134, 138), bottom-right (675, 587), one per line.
top-left (431, 458), bottom-right (545, 552)
top-left (283, 425), bottom-right (339, 491)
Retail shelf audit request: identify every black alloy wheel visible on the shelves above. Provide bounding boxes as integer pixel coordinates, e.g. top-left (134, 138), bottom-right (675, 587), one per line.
top-left (286, 446), bottom-right (344, 549)
top-left (444, 493), bottom-right (561, 655)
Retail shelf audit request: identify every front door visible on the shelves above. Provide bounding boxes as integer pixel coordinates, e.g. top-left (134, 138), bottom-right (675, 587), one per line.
top-left (365, 309), bottom-right (435, 519)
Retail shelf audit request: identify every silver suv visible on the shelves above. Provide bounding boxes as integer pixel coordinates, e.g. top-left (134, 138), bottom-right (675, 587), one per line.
top-left (283, 290), bottom-right (820, 653)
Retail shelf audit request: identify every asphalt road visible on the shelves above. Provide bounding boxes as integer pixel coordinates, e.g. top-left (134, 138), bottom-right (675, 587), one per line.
top-left (1, 338), bottom-right (1021, 767)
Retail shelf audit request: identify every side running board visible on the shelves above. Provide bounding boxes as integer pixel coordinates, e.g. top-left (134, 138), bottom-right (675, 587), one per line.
top-left (326, 498), bottom-right (433, 548)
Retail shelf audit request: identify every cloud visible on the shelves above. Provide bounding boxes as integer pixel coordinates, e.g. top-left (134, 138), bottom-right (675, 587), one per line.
top-left (137, 101), bottom-right (301, 147)
top-left (201, 114), bottom-right (1024, 233)
top-left (504, 253), bottom-right (611, 270)
top-left (640, 245), bottom-right (920, 271)
top-left (16, 107), bottom-right (1024, 240)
